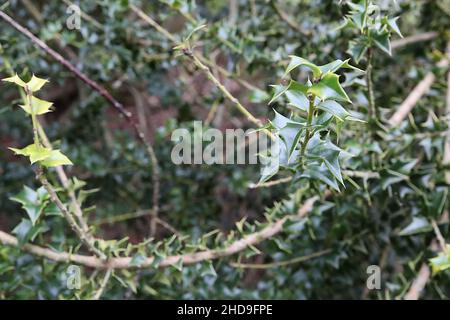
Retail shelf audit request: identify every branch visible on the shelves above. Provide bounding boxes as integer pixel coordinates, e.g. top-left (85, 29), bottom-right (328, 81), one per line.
top-left (391, 32), bottom-right (438, 50)
top-left (388, 59), bottom-right (448, 127)
top-left (270, 0), bottom-right (310, 36)
top-left (129, 4), bottom-right (262, 93)
top-left (404, 263), bottom-right (431, 300)
top-left (0, 196), bottom-right (319, 269)
top-left (36, 167), bottom-right (107, 260)
top-left (230, 249), bottom-right (331, 269)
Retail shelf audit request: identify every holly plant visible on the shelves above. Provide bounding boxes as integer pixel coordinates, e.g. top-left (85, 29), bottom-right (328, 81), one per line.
top-left (341, 0), bottom-right (403, 62)
top-left (261, 57), bottom-right (363, 191)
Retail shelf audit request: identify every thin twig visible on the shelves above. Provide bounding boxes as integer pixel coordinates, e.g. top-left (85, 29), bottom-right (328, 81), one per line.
top-left (366, 48), bottom-right (376, 121)
top-left (230, 249), bottom-right (331, 269)
top-left (36, 167), bottom-right (106, 260)
top-left (92, 268), bottom-right (113, 300)
top-left (391, 32), bottom-right (438, 50)
top-left (270, 0), bottom-right (310, 36)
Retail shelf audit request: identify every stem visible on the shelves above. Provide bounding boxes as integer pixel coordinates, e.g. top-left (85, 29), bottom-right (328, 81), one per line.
top-left (366, 47), bottom-right (376, 121)
top-left (36, 167), bottom-right (107, 260)
top-left (26, 90), bottom-right (40, 146)
top-left (300, 95), bottom-right (315, 163)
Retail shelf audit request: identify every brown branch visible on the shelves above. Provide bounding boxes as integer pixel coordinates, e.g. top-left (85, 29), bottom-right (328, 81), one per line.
top-left (0, 196), bottom-right (319, 269)
top-left (270, 0), bottom-right (310, 36)
top-left (404, 263), bottom-right (431, 300)
top-left (391, 32), bottom-right (438, 50)
top-left (388, 58), bottom-right (448, 127)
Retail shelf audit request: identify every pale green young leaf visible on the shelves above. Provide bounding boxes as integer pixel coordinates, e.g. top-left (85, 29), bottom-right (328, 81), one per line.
top-left (2, 73), bottom-right (27, 87)
top-left (26, 74), bottom-right (49, 92)
top-left (19, 96), bottom-right (53, 115)
top-left (9, 144), bottom-right (52, 164)
top-left (40, 149), bottom-right (73, 167)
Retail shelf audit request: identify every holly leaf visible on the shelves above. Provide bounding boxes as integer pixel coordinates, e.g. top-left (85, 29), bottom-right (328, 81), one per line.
top-left (387, 17), bottom-right (403, 38)
top-left (285, 80), bottom-right (309, 111)
top-left (318, 59), bottom-right (364, 75)
top-left (40, 150), bottom-right (73, 167)
top-left (308, 73), bottom-right (351, 103)
top-left (2, 74), bottom-right (27, 87)
top-left (285, 56), bottom-right (321, 79)
top-left (19, 96), bottom-right (53, 115)
top-left (26, 74), bottom-right (49, 92)
top-left (9, 144), bottom-right (52, 164)
top-left (317, 100), bottom-right (349, 121)
top-left (373, 32), bottom-right (392, 56)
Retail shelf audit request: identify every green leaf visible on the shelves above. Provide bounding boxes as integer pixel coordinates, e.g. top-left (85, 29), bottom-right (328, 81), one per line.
top-left (429, 248), bottom-right (450, 274)
top-left (398, 217), bottom-right (432, 236)
top-left (279, 123), bottom-right (305, 161)
top-left (130, 253), bottom-right (147, 267)
top-left (302, 163), bottom-right (340, 191)
top-left (268, 84), bottom-right (289, 105)
top-left (348, 40), bottom-right (368, 63)
top-left (9, 144), bottom-right (52, 164)
top-left (19, 96), bottom-right (53, 115)
top-left (285, 56), bottom-right (321, 79)
top-left (387, 17), bottom-right (403, 38)
top-left (306, 134), bottom-right (344, 185)
top-left (308, 73), bottom-right (351, 103)
top-left (285, 80), bottom-right (309, 111)
top-left (317, 100), bottom-right (349, 121)
top-left (26, 74), bottom-right (49, 92)
top-left (318, 59), bottom-right (364, 75)
top-left (373, 32), bottom-right (392, 56)
top-left (2, 74), bottom-right (26, 87)
top-left (40, 149), bottom-right (73, 167)
top-left (12, 218), bottom-right (48, 246)
top-left (10, 185), bottom-right (39, 206)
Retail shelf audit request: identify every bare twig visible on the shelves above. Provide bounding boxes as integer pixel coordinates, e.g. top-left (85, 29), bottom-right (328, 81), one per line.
top-left (93, 268), bottom-right (113, 300)
top-left (0, 196), bottom-right (320, 269)
top-left (388, 72), bottom-right (436, 126)
top-left (270, 0), bottom-right (310, 36)
top-left (230, 249), bottom-right (331, 269)
top-left (404, 263), bottom-right (431, 300)
top-left (130, 4), bottom-right (262, 93)
top-left (389, 59), bottom-right (448, 127)
top-left (391, 32), bottom-right (438, 50)
top-left (36, 167), bottom-right (106, 260)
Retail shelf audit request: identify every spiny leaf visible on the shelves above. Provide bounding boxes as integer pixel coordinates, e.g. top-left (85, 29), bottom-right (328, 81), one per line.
top-left (308, 72), bottom-right (351, 103)
top-left (373, 32), bottom-right (392, 56)
top-left (285, 56), bottom-right (321, 79)
top-left (285, 80), bottom-right (309, 111)
top-left (268, 84), bottom-right (289, 105)
top-left (19, 96), bottom-right (53, 115)
top-left (9, 144), bottom-right (52, 164)
top-left (40, 150), bottom-right (73, 167)
top-left (387, 17), bottom-right (403, 38)
top-left (26, 74), bottom-right (49, 92)
top-left (317, 100), bottom-right (349, 121)
top-left (318, 59), bottom-right (364, 75)
top-left (2, 74), bottom-right (27, 87)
